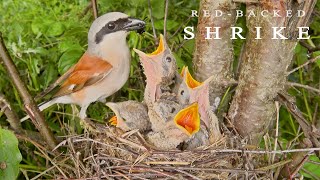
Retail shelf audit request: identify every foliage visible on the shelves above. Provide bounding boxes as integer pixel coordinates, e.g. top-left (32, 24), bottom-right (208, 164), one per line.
top-left (0, 0), bottom-right (319, 179)
top-left (0, 128), bottom-right (22, 180)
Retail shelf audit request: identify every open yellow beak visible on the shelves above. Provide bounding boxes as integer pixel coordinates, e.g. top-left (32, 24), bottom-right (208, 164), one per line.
top-left (182, 66), bottom-right (202, 89)
top-left (109, 116), bottom-right (118, 126)
top-left (180, 66), bottom-right (186, 77)
top-left (148, 34), bottom-right (165, 56)
top-left (174, 103), bottom-right (200, 136)
top-left (133, 34), bottom-right (164, 59)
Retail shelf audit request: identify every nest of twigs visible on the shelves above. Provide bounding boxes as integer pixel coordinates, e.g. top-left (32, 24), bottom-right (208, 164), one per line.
top-left (46, 123), bottom-right (274, 180)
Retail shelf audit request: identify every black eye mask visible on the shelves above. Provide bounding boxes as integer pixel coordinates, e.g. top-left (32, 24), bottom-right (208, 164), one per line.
top-left (95, 18), bottom-right (130, 44)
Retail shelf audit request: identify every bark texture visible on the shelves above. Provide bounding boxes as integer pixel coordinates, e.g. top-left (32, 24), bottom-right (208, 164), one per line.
top-left (193, 0), bottom-right (236, 102)
top-left (228, 0), bottom-right (316, 143)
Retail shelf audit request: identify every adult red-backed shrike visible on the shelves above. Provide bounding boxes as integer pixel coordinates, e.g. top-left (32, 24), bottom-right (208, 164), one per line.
top-left (21, 12), bottom-right (145, 122)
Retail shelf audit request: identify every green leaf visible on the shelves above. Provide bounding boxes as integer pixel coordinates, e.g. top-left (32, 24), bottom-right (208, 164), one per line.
top-left (31, 19), bottom-right (43, 35)
top-left (154, 20), bottom-right (179, 31)
top-left (311, 51), bottom-right (320, 68)
top-left (42, 63), bottom-right (59, 88)
top-left (173, 52), bottom-right (187, 71)
top-left (151, 0), bottom-right (164, 19)
top-left (0, 129), bottom-right (22, 180)
top-left (46, 22), bottom-right (65, 37)
top-left (58, 49), bottom-right (83, 74)
top-left (301, 155), bottom-right (320, 178)
top-left (58, 41), bottom-right (83, 53)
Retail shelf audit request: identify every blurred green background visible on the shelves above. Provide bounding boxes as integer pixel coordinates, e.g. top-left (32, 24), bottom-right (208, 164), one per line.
top-left (0, 0), bottom-right (320, 179)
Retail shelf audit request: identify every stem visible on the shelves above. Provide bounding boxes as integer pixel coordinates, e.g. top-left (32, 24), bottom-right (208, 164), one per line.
top-left (0, 33), bottom-right (57, 150)
top-left (0, 93), bottom-right (22, 132)
top-left (91, 0), bottom-right (98, 19)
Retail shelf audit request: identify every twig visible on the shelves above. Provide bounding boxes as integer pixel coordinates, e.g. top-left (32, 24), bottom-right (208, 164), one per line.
top-left (272, 101), bottom-right (280, 164)
top-left (0, 93), bottom-right (22, 132)
top-left (299, 40), bottom-right (320, 52)
top-left (0, 33), bottom-right (57, 150)
top-left (79, 1), bottom-right (93, 18)
top-left (91, 0), bottom-right (98, 19)
top-left (163, 0), bottom-right (169, 39)
top-left (232, 0), bottom-right (259, 3)
top-left (290, 153), bottom-right (311, 179)
top-left (176, 169), bottom-right (202, 180)
top-left (151, 147), bottom-right (320, 155)
top-left (148, 0), bottom-right (157, 43)
top-left (277, 92), bottom-right (320, 158)
top-left (168, 16), bottom-right (192, 40)
top-left (30, 157), bottom-right (70, 180)
top-left (287, 55), bottom-right (320, 75)
top-left (149, 165), bottom-right (266, 174)
top-left (288, 82), bottom-right (320, 94)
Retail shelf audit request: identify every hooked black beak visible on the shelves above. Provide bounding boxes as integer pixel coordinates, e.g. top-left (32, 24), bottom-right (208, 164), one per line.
top-left (124, 18), bottom-right (145, 33)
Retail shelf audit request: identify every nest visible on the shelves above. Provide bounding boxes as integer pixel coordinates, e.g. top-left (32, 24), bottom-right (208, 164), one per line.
top-left (47, 124), bottom-right (272, 180)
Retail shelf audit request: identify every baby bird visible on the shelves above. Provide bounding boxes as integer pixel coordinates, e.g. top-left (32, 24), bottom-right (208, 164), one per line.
top-left (177, 66), bottom-right (221, 143)
top-left (133, 34), bottom-right (178, 132)
top-left (106, 101), bottom-right (151, 132)
top-left (133, 34), bottom-right (177, 105)
top-left (147, 99), bottom-right (181, 132)
top-left (146, 103), bottom-right (201, 150)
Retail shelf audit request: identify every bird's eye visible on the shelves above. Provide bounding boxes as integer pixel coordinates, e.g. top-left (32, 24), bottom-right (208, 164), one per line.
top-left (180, 90), bottom-right (184, 95)
top-left (166, 56), bottom-right (172, 63)
top-left (107, 22), bottom-right (116, 30)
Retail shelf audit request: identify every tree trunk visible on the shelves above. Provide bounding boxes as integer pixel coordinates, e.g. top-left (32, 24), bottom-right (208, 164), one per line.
top-left (193, 0), bottom-right (236, 103)
top-left (227, 0), bottom-right (316, 143)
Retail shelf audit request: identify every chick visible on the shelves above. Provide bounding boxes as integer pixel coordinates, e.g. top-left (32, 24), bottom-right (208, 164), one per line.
top-left (148, 99), bottom-right (181, 132)
top-left (134, 34), bottom-right (178, 132)
top-left (133, 34), bottom-right (177, 105)
top-left (106, 101), bottom-right (151, 132)
top-left (146, 103), bottom-right (202, 150)
top-left (177, 66), bottom-right (221, 143)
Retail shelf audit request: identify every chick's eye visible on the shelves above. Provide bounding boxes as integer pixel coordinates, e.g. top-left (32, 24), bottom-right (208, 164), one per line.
top-left (108, 22), bottom-right (116, 30)
top-left (166, 56), bottom-right (172, 63)
top-left (180, 90), bottom-right (184, 95)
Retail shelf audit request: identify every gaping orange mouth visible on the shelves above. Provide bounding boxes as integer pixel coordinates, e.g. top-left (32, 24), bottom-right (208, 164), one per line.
top-left (148, 34), bottom-right (165, 56)
top-left (174, 102), bottom-right (200, 136)
top-left (181, 66), bottom-right (202, 89)
top-left (109, 116), bottom-right (118, 126)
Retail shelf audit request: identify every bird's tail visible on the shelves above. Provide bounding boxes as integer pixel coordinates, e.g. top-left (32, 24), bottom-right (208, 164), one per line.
top-left (20, 100), bottom-right (55, 122)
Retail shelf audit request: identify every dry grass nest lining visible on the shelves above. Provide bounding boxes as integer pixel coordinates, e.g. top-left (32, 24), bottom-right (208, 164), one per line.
top-left (48, 125), bottom-right (272, 179)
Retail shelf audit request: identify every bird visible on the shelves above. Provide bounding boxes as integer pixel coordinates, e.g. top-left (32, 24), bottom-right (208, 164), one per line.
top-left (145, 102), bottom-right (201, 150)
top-left (133, 34), bottom-right (179, 132)
top-left (133, 34), bottom-right (177, 105)
top-left (21, 12), bottom-right (145, 122)
top-left (177, 66), bottom-right (221, 143)
top-left (106, 101), bottom-right (151, 132)
top-left (147, 98), bottom-right (181, 132)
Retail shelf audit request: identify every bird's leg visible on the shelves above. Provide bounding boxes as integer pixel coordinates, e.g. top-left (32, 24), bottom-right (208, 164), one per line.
top-left (78, 104), bottom-right (96, 132)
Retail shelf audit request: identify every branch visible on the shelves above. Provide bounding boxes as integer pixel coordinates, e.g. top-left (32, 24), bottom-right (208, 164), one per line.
top-left (287, 55), bottom-right (320, 75)
top-left (232, 0), bottom-right (259, 3)
top-left (0, 93), bottom-right (22, 132)
top-left (288, 82), bottom-right (320, 94)
top-left (163, 0), bottom-right (169, 40)
top-left (0, 33), bottom-right (57, 150)
top-left (277, 93), bottom-right (320, 158)
top-left (91, 0), bottom-right (98, 19)
top-left (193, 0), bottom-right (237, 104)
top-left (228, 0), bottom-right (317, 143)
top-left (148, 0), bottom-right (157, 43)
top-left (79, 1), bottom-right (93, 18)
